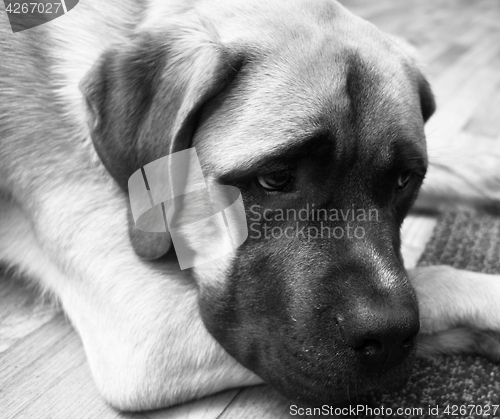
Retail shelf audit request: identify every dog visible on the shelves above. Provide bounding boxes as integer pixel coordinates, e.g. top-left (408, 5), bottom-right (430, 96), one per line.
top-left (1, 0), bottom-right (500, 412)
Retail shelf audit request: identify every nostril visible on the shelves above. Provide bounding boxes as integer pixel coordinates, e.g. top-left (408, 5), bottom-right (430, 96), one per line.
top-left (355, 338), bottom-right (383, 357)
top-left (402, 332), bottom-right (418, 350)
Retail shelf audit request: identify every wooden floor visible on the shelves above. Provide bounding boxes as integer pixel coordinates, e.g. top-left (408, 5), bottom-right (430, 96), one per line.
top-left (2, 0), bottom-right (500, 417)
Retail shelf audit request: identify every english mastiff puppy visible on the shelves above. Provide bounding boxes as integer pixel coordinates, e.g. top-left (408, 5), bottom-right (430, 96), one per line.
top-left (1, 0), bottom-right (499, 411)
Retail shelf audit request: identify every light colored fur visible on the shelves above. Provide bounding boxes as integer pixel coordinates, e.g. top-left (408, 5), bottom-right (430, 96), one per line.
top-left (411, 266), bottom-right (500, 334)
top-left (417, 154), bottom-right (500, 212)
top-left (0, 179), bottom-right (261, 410)
top-left (410, 266), bottom-right (500, 360)
top-left (1, 0), bottom-right (500, 411)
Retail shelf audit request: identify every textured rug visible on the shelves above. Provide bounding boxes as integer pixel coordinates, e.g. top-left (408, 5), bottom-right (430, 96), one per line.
top-left (356, 212), bottom-right (500, 419)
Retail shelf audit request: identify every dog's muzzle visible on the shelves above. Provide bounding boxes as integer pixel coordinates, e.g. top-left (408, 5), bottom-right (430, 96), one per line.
top-left (199, 233), bottom-right (420, 406)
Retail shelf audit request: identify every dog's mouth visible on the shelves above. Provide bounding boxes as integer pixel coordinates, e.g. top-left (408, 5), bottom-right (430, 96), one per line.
top-left (246, 333), bottom-right (417, 406)
top-left (199, 278), bottom-right (419, 406)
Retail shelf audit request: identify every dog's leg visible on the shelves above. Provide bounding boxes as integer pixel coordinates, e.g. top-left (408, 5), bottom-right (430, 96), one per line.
top-left (0, 184), bottom-right (261, 411)
top-left (409, 265), bottom-right (500, 361)
top-left (0, 194), bottom-right (63, 288)
top-left (416, 150), bottom-right (500, 213)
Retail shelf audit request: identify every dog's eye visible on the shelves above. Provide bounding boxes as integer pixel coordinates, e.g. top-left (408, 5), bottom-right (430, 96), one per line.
top-left (257, 171), bottom-right (292, 191)
top-left (397, 171), bottom-right (412, 190)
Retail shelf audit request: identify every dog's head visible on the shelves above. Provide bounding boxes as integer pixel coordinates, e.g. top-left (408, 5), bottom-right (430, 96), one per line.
top-left (82, 0), bottom-right (435, 406)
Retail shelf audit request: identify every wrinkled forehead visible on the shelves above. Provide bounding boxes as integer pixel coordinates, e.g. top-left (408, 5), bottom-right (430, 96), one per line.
top-left (194, 4), bottom-right (425, 178)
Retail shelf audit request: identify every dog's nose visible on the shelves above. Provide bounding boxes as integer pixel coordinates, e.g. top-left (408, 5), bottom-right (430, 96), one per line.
top-left (337, 303), bottom-right (419, 373)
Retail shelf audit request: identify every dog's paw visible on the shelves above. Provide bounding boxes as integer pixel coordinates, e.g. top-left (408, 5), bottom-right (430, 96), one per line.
top-left (418, 328), bottom-right (500, 363)
top-left (409, 265), bottom-right (500, 335)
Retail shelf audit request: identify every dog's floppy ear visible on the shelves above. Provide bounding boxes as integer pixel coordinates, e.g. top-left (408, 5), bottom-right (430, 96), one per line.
top-left (81, 27), bottom-right (242, 260)
top-left (417, 73), bottom-right (436, 122)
